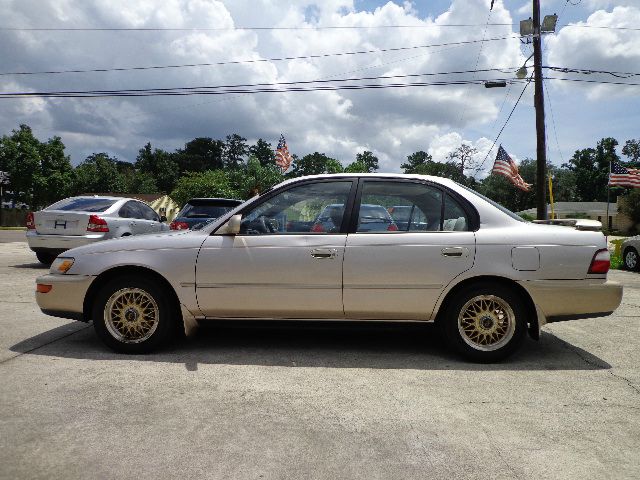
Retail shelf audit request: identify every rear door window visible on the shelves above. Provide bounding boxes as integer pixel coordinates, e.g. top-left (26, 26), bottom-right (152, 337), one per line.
top-left (356, 180), bottom-right (442, 232)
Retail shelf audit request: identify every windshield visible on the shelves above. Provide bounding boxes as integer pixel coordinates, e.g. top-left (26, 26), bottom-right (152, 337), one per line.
top-left (455, 183), bottom-right (525, 222)
top-left (46, 197), bottom-right (117, 212)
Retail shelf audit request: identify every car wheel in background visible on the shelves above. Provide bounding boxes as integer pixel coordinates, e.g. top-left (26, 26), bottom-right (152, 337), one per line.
top-left (623, 247), bottom-right (639, 272)
top-left (92, 275), bottom-right (177, 353)
top-left (35, 251), bottom-right (56, 266)
top-left (441, 283), bottom-right (527, 363)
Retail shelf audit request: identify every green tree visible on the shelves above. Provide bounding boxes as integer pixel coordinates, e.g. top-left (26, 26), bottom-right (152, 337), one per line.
top-left (135, 142), bottom-right (179, 192)
top-left (223, 134), bottom-right (248, 169)
top-left (174, 137), bottom-right (225, 173)
top-left (0, 124), bottom-right (74, 208)
top-left (233, 156), bottom-right (282, 198)
top-left (289, 152), bottom-right (343, 177)
top-left (619, 189), bottom-right (640, 233)
top-left (249, 138), bottom-right (275, 167)
top-left (345, 150), bottom-right (379, 173)
top-left (401, 151), bottom-right (432, 173)
top-left (563, 137), bottom-right (618, 202)
top-left (622, 139), bottom-right (640, 166)
top-left (74, 153), bottom-right (127, 194)
top-left (170, 170), bottom-right (240, 207)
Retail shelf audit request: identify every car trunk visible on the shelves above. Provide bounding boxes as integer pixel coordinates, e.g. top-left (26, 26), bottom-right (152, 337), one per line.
top-left (34, 210), bottom-right (92, 236)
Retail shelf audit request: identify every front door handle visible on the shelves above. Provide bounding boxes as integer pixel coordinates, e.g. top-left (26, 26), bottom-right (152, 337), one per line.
top-left (442, 247), bottom-right (467, 257)
top-left (310, 248), bottom-right (338, 259)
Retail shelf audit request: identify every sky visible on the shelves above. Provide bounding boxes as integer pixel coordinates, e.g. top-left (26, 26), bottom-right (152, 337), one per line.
top-left (1, 0), bottom-right (639, 177)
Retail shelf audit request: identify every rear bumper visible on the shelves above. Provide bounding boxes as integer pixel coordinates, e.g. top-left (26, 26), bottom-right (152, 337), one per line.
top-left (36, 274), bottom-right (95, 321)
top-left (517, 279), bottom-right (623, 324)
top-left (26, 231), bottom-right (106, 252)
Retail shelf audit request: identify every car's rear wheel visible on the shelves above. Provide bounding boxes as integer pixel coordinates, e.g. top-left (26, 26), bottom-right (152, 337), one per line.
top-left (35, 251), bottom-right (56, 266)
top-left (92, 276), bottom-right (176, 353)
top-left (623, 247), bottom-right (639, 272)
top-left (441, 283), bottom-right (527, 362)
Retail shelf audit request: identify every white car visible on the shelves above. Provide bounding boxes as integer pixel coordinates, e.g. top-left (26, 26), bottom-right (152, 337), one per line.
top-left (26, 196), bottom-right (169, 265)
top-left (622, 235), bottom-right (640, 271)
top-left (34, 174), bottom-right (622, 362)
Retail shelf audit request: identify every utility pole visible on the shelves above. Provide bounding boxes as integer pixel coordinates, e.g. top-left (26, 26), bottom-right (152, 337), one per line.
top-left (532, 0), bottom-right (547, 220)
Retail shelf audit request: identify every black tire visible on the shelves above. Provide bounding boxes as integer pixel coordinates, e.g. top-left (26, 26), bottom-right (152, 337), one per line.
top-left (440, 283), bottom-right (527, 363)
top-left (92, 275), bottom-right (177, 354)
top-left (35, 251), bottom-right (56, 266)
top-left (623, 247), bottom-right (639, 272)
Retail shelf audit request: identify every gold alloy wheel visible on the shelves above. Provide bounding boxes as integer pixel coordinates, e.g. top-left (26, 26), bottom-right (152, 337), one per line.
top-left (457, 295), bottom-right (516, 352)
top-left (104, 288), bottom-right (160, 344)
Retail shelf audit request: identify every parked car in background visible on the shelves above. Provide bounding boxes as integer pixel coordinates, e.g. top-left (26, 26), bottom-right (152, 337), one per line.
top-left (388, 205), bottom-right (430, 231)
top-left (622, 235), bottom-right (640, 271)
top-left (35, 174), bottom-right (622, 362)
top-left (26, 196), bottom-right (169, 265)
top-left (170, 198), bottom-right (243, 230)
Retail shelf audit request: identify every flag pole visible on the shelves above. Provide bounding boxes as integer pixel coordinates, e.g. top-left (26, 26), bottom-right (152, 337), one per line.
top-left (605, 160), bottom-right (611, 233)
top-left (548, 175), bottom-right (555, 220)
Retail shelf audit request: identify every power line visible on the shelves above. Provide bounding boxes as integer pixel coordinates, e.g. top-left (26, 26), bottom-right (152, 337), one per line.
top-left (544, 77), bottom-right (640, 86)
top-left (543, 78), bottom-right (565, 165)
top-left (1, 23), bottom-right (636, 31)
top-left (0, 67), bottom-right (518, 97)
top-left (0, 35), bottom-right (518, 77)
top-left (0, 78), bottom-right (519, 99)
top-left (543, 66), bottom-right (640, 78)
top-left (0, 23), bottom-right (517, 32)
top-left (473, 77), bottom-right (533, 174)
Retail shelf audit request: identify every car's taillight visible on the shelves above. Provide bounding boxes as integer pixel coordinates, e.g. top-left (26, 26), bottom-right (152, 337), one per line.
top-left (87, 214), bottom-right (109, 232)
top-left (170, 221), bottom-right (189, 230)
top-left (387, 223), bottom-right (399, 231)
top-left (588, 248), bottom-right (610, 274)
top-left (26, 212), bottom-right (35, 230)
top-left (310, 223), bottom-right (325, 233)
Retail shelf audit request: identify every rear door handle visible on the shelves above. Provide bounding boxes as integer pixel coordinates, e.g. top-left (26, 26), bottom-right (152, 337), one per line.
top-left (310, 248), bottom-right (338, 259)
top-left (442, 247), bottom-right (466, 257)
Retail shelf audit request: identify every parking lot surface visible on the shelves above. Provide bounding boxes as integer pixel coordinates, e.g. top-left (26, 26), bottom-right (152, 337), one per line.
top-left (1, 233), bottom-right (639, 479)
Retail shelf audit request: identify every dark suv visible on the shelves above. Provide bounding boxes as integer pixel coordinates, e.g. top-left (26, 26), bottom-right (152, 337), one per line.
top-left (170, 198), bottom-right (243, 230)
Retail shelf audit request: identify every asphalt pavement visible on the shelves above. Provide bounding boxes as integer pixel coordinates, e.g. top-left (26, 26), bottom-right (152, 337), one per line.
top-left (0, 239), bottom-right (638, 479)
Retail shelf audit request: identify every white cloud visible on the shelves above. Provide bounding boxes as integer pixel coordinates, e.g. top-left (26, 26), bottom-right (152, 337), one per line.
top-left (546, 5), bottom-right (640, 100)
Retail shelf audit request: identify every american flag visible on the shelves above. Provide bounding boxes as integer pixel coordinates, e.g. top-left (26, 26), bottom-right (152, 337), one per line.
top-left (609, 161), bottom-right (640, 188)
top-left (491, 145), bottom-right (532, 192)
top-left (275, 134), bottom-right (292, 173)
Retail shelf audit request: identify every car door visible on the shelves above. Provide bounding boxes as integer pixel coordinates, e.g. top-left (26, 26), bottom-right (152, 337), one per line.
top-left (136, 201), bottom-right (161, 233)
top-left (195, 179), bottom-right (356, 318)
top-left (118, 201), bottom-right (148, 235)
top-left (343, 179), bottom-right (476, 320)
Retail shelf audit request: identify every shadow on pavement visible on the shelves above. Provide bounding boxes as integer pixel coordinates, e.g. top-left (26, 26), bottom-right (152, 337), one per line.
top-left (10, 320), bottom-right (611, 371)
top-left (11, 262), bottom-right (48, 269)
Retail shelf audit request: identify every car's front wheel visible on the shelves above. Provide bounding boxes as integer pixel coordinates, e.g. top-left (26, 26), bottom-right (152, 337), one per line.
top-left (623, 247), bottom-right (639, 272)
top-left (92, 276), bottom-right (177, 353)
top-left (441, 283), bottom-right (527, 362)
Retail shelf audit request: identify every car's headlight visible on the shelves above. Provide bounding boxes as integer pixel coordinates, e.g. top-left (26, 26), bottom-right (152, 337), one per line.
top-left (50, 257), bottom-right (75, 274)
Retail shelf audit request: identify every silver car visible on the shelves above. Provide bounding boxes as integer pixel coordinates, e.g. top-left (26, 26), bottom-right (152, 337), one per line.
top-left (26, 196), bottom-right (169, 265)
top-left (621, 235), bottom-right (640, 271)
top-left (34, 174), bottom-right (623, 362)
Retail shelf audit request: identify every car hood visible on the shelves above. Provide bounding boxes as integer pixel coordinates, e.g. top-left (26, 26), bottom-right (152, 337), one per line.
top-left (63, 230), bottom-right (207, 256)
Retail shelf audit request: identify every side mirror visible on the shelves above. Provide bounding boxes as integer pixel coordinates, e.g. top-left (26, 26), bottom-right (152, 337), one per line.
top-left (159, 215), bottom-right (167, 222)
top-left (218, 214), bottom-right (242, 235)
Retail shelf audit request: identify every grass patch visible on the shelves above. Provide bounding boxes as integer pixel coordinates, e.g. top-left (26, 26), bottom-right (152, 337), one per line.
top-left (0, 226), bottom-right (26, 230)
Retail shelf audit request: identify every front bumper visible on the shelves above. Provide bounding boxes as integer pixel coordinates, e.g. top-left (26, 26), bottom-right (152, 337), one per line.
top-left (517, 279), bottom-right (623, 323)
top-left (27, 231), bottom-right (106, 252)
top-left (36, 274), bottom-right (95, 321)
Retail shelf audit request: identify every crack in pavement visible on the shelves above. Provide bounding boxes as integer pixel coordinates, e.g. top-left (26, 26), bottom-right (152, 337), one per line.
top-left (548, 331), bottom-right (640, 395)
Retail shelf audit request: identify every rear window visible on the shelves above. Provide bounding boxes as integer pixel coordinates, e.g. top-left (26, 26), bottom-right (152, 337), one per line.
top-left (45, 197), bottom-right (117, 212)
top-left (360, 205), bottom-right (390, 219)
top-left (179, 203), bottom-right (235, 219)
